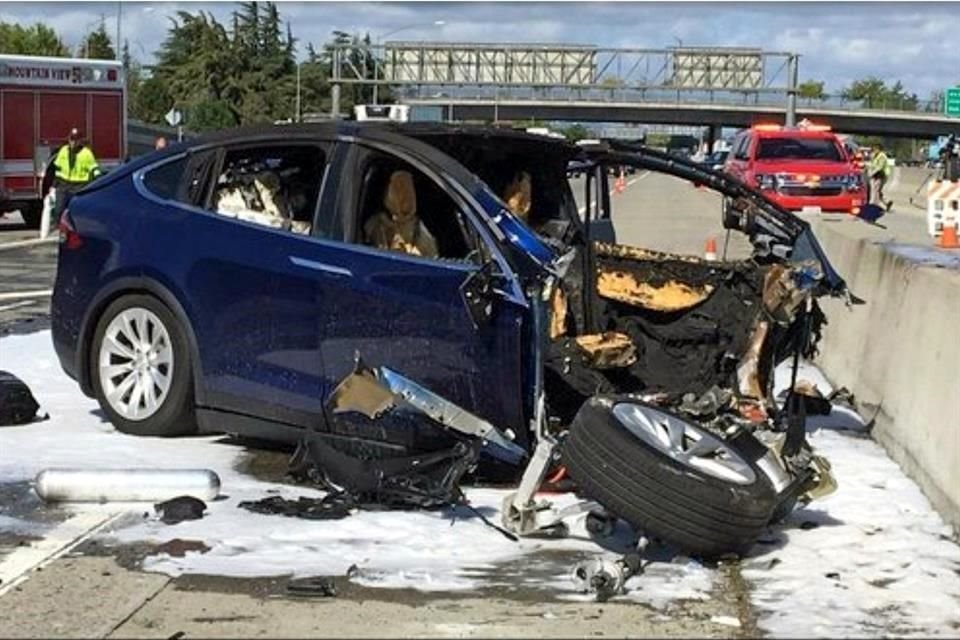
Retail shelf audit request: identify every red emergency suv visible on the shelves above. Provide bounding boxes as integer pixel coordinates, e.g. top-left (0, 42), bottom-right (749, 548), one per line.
top-left (724, 124), bottom-right (865, 214)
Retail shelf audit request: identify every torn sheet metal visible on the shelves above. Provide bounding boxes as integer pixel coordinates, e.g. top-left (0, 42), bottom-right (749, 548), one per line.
top-left (596, 268), bottom-right (715, 311)
top-left (573, 332), bottom-right (638, 369)
top-left (325, 361), bottom-right (526, 465)
top-left (328, 365), bottom-right (397, 419)
top-left (378, 367), bottom-right (526, 464)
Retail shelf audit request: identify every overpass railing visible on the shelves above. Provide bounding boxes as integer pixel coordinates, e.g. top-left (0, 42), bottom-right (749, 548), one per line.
top-left (327, 41), bottom-right (940, 116)
top-left (394, 86), bottom-right (941, 114)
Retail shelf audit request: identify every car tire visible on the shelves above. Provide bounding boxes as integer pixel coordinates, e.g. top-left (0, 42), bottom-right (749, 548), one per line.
top-left (91, 294), bottom-right (197, 437)
top-left (19, 203), bottom-right (42, 229)
top-left (562, 397), bottom-right (778, 559)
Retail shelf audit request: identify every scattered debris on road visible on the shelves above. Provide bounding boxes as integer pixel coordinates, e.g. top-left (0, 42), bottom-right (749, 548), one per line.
top-left (0, 371), bottom-right (41, 426)
top-left (155, 496), bottom-right (208, 525)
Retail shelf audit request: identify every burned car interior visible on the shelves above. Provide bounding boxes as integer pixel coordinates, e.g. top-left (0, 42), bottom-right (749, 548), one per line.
top-left (273, 125), bottom-right (845, 560)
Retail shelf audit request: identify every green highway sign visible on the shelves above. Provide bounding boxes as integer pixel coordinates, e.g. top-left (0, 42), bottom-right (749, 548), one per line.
top-left (946, 87), bottom-right (960, 117)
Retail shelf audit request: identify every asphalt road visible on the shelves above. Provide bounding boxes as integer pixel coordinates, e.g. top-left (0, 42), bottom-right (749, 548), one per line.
top-left (0, 211), bottom-right (57, 333)
top-left (0, 165), bottom-right (955, 638)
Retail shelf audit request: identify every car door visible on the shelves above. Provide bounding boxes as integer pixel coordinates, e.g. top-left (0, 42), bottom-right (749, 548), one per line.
top-left (579, 161), bottom-right (615, 244)
top-left (309, 139), bottom-right (531, 449)
top-left (136, 139), bottom-right (342, 434)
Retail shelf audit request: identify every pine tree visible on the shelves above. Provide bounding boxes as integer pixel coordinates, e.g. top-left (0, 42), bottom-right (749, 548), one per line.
top-left (79, 19), bottom-right (116, 60)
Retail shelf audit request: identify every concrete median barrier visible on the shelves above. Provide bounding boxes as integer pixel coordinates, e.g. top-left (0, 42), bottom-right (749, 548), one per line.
top-left (809, 217), bottom-right (960, 531)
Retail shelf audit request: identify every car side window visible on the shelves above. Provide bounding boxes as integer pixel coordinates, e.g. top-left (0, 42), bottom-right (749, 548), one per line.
top-left (142, 157), bottom-right (187, 200)
top-left (734, 135), bottom-right (750, 161)
top-left (342, 147), bottom-right (478, 262)
top-left (207, 144), bottom-right (328, 238)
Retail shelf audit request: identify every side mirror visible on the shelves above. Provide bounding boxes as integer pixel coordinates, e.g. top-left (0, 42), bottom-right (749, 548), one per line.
top-left (460, 261), bottom-right (499, 330)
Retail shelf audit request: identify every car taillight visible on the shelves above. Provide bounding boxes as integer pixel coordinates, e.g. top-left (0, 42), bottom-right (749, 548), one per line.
top-left (58, 209), bottom-right (83, 250)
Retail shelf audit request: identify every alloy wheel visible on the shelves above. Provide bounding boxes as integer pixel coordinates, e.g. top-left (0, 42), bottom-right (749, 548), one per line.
top-left (98, 307), bottom-right (174, 421)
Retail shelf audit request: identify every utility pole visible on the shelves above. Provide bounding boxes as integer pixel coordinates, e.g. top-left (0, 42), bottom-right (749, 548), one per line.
top-left (330, 48), bottom-right (341, 119)
top-left (295, 62), bottom-right (302, 122)
top-left (786, 53), bottom-right (799, 127)
top-left (115, 1), bottom-right (122, 61)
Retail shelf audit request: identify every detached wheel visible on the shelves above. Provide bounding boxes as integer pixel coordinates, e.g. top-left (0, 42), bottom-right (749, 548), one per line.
top-left (91, 295), bottom-right (197, 437)
top-left (562, 398), bottom-right (777, 559)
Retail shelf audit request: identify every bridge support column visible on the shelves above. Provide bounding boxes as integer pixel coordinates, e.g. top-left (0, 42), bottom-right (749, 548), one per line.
top-left (331, 84), bottom-right (341, 119)
top-left (705, 126), bottom-right (718, 154)
top-left (786, 53), bottom-right (799, 127)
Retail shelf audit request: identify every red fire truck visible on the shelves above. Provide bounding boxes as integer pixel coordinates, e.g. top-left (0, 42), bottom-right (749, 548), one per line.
top-left (0, 54), bottom-right (125, 228)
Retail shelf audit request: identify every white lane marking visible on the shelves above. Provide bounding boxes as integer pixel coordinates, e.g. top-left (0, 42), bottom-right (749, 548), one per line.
top-left (0, 300), bottom-right (35, 313)
top-left (0, 237), bottom-right (58, 252)
top-left (0, 511), bottom-right (122, 596)
top-left (577, 170), bottom-right (652, 214)
top-left (0, 289), bottom-right (53, 302)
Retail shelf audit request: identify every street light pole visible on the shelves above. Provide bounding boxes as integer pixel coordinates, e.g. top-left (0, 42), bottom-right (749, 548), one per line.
top-left (372, 20), bottom-right (445, 105)
top-left (116, 1), bottom-right (122, 61)
top-left (295, 61), bottom-right (302, 122)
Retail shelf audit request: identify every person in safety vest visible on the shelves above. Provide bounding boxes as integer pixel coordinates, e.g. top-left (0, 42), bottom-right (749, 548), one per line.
top-left (49, 128), bottom-right (101, 222)
top-left (867, 143), bottom-right (893, 211)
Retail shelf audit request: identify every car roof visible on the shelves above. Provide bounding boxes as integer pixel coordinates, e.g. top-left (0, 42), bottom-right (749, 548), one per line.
top-left (185, 121), bottom-right (579, 151)
top-left (751, 128), bottom-right (839, 139)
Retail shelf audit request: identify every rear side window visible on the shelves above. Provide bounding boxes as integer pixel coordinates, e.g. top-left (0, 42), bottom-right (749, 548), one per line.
top-left (756, 137), bottom-right (843, 162)
top-left (142, 158), bottom-right (186, 200)
top-left (209, 144), bottom-right (328, 238)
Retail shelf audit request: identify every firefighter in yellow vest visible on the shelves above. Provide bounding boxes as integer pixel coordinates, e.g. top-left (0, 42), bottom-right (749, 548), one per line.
top-left (50, 128), bottom-right (101, 221)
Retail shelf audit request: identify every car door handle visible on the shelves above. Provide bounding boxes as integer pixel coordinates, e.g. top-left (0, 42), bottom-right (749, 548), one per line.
top-left (289, 256), bottom-right (353, 278)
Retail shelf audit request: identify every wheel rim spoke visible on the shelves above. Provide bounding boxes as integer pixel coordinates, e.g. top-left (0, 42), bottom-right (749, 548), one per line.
top-left (613, 403), bottom-right (756, 485)
top-left (105, 333), bottom-right (135, 360)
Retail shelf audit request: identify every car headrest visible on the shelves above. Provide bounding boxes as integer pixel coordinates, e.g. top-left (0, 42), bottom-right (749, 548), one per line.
top-left (502, 171), bottom-right (532, 220)
top-left (384, 170), bottom-right (417, 221)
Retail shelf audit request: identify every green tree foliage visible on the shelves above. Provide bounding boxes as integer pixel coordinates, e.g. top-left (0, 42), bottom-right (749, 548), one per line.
top-left (0, 21), bottom-right (70, 56)
top-left (841, 77), bottom-right (918, 111)
top-left (79, 20), bottom-right (116, 60)
top-left (148, 2), bottom-right (301, 130)
top-left (560, 123), bottom-right (591, 142)
top-left (797, 80), bottom-right (826, 100)
top-left (133, 76), bottom-right (174, 124)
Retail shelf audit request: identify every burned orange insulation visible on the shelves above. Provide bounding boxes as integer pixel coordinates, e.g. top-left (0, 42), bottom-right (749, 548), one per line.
top-left (595, 268), bottom-right (714, 312)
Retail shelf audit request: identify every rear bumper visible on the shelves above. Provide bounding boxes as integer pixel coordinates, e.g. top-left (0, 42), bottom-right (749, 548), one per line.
top-left (765, 190), bottom-right (865, 213)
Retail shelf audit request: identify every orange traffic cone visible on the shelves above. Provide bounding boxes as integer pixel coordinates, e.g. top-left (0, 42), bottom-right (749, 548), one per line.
top-left (704, 237), bottom-right (718, 261)
top-left (939, 224), bottom-right (960, 249)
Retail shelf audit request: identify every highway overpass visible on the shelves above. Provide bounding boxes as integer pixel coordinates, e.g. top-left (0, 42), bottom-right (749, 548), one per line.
top-left (408, 98), bottom-right (960, 138)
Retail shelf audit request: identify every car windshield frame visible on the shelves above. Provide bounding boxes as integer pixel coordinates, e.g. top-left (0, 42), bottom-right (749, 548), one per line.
top-left (755, 136), bottom-right (844, 162)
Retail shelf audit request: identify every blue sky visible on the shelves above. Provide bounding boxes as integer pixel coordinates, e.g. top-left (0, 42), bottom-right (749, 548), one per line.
top-left (1, 2), bottom-right (957, 99)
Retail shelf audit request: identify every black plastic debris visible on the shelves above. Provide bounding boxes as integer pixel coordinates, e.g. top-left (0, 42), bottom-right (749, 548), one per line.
top-left (155, 496), bottom-right (207, 524)
top-left (0, 371), bottom-right (41, 426)
top-left (291, 434), bottom-right (480, 511)
top-left (286, 576), bottom-right (337, 598)
top-left (238, 494), bottom-right (355, 521)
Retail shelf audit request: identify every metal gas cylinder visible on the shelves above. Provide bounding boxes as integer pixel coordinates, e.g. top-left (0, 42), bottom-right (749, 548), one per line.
top-left (34, 468), bottom-right (221, 503)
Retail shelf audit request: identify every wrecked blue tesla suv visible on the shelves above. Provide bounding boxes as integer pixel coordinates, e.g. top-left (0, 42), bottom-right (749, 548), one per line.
top-left (51, 123), bottom-right (844, 557)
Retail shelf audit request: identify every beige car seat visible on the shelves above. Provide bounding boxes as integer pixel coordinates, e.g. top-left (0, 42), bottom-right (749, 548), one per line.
top-left (502, 171), bottom-right (533, 223)
top-left (363, 170), bottom-right (438, 258)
